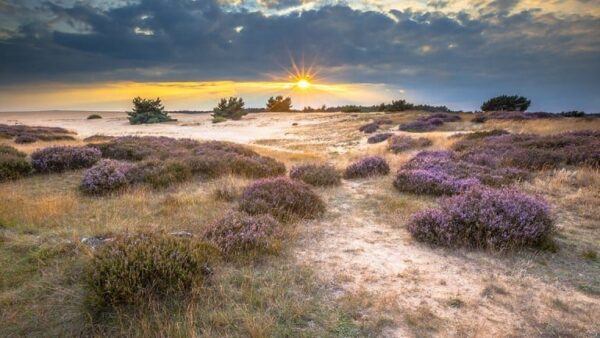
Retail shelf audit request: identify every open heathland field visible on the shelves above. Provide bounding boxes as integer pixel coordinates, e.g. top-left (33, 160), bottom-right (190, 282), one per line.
top-left (1, 110), bottom-right (599, 337)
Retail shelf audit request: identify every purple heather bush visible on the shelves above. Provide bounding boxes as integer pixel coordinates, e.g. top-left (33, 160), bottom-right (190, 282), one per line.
top-left (393, 150), bottom-right (527, 195)
top-left (387, 135), bottom-right (432, 153)
top-left (374, 117), bottom-right (393, 125)
top-left (359, 122), bottom-right (380, 134)
top-left (203, 211), bottom-right (283, 256)
top-left (80, 160), bottom-right (133, 195)
top-left (399, 120), bottom-right (436, 132)
top-left (367, 133), bottom-right (393, 144)
top-left (14, 133), bottom-right (38, 144)
top-left (126, 160), bottom-right (192, 189)
top-left (344, 156), bottom-right (390, 179)
top-left (453, 130), bottom-right (600, 169)
top-left (289, 163), bottom-right (341, 187)
top-left (239, 176), bottom-right (325, 221)
top-left (0, 123), bottom-right (75, 141)
top-left (31, 146), bottom-right (101, 173)
top-left (407, 187), bottom-right (554, 250)
top-left (0, 145), bottom-right (32, 181)
top-left (423, 113), bottom-right (462, 122)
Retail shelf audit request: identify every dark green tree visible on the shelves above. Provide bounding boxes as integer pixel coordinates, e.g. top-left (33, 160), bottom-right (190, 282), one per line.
top-left (212, 97), bottom-right (246, 123)
top-left (266, 96), bottom-right (292, 112)
top-left (384, 99), bottom-right (414, 112)
top-left (481, 95), bottom-right (531, 111)
top-left (127, 97), bottom-right (175, 125)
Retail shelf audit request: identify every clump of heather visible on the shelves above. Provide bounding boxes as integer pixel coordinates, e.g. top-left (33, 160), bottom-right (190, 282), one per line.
top-left (393, 150), bottom-right (526, 195)
top-left (359, 122), bottom-right (380, 134)
top-left (289, 163), bottom-right (341, 187)
top-left (399, 120), bottom-right (436, 132)
top-left (485, 111), bottom-right (559, 120)
top-left (0, 145), bottom-right (32, 181)
top-left (126, 160), bottom-right (192, 188)
top-left (31, 146), bottom-right (101, 173)
top-left (344, 156), bottom-right (390, 179)
top-left (367, 133), bottom-right (393, 144)
top-left (423, 113), bottom-right (462, 122)
top-left (80, 160), bottom-right (133, 195)
top-left (239, 177), bottom-right (325, 221)
top-left (407, 187), bottom-right (554, 250)
top-left (203, 211), bottom-right (283, 257)
top-left (453, 130), bottom-right (600, 169)
top-left (374, 117), bottom-right (393, 125)
top-left (387, 135), bottom-right (432, 153)
top-left (85, 233), bottom-right (219, 307)
top-left (14, 133), bottom-right (38, 144)
top-left (94, 136), bottom-right (198, 161)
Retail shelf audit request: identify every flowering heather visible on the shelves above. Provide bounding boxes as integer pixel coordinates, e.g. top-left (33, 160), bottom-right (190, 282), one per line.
top-left (94, 136), bottom-right (199, 161)
top-left (407, 188), bottom-right (554, 250)
top-left (203, 211), bottom-right (283, 256)
top-left (359, 122), bottom-right (380, 134)
top-left (367, 133), bottom-right (393, 144)
top-left (422, 113), bottom-right (462, 122)
top-left (0, 145), bottom-right (32, 181)
top-left (344, 156), bottom-right (390, 179)
top-left (393, 150), bottom-right (526, 195)
top-left (0, 123), bottom-right (76, 142)
top-left (387, 135), bottom-right (432, 153)
top-left (31, 146), bottom-right (101, 173)
top-left (86, 233), bottom-right (219, 307)
top-left (238, 177), bottom-right (325, 221)
top-left (289, 163), bottom-right (341, 187)
top-left (399, 120), bottom-right (436, 132)
top-left (126, 160), bottom-right (192, 188)
top-left (453, 130), bottom-right (600, 169)
top-left (80, 160), bottom-right (133, 194)
top-left (14, 133), bottom-right (38, 144)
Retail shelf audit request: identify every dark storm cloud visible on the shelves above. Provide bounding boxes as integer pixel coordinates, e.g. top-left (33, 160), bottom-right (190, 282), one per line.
top-left (0, 0), bottom-right (599, 110)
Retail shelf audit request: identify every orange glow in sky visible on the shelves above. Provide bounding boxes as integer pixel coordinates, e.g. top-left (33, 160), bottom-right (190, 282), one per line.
top-left (0, 80), bottom-right (398, 111)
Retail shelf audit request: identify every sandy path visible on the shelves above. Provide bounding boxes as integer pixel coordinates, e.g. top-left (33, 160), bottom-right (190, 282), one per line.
top-left (0, 111), bottom-right (337, 143)
top-left (295, 178), bottom-right (600, 337)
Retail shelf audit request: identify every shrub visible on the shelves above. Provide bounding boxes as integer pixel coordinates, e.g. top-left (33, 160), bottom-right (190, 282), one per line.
top-left (374, 118), bottom-right (393, 125)
top-left (462, 129), bottom-right (510, 140)
top-left (393, 150), bottom-right (526, 195)
top-left (203, 211), bottom-right (283, 256)
top-left (399, 120), bottom-right (436, 132)
top-left (127, 97), bottom-right (175, 125)
top-left (94, 136), bottom-right (198, 161)
top-left (472, 114), bottom-right (487, 123)
top-left (481, 95), bottom-right (531, 112)
top-left (126, 160), bottom-right (192, 189)
top-left (80, 160), bottom-right (133, 195)
top-left (266, 96), bottom-right (292, 112)
top-left (239, 177), bottom-right (325, 220)
top-left (359, 122), bottom-right (379, 134)
top-left (388, 135), bottom-right (432, 153)
top-left (422, 113), bottom-right (461, 122)
top-left (289, 163), bottom-right (341, 186)
top-left (86, 233), bottom-right (220, 307)
top-left (87, 114), bottom-right (102, 120)
top-left (212, 97), bottom-right (247, 121)
top-left (0, 145), bottom-right (32, 181)
top-left (407, 188), bottom-right (554, 250)
top-left (0, 123), bottom-right (75, 141)
top-left (14, 133), bottom-right (38, 143)
top-left (368, 133), bottom-right (393, 144)
top-left (452, 131), bottom-right (600, 169)
top-left (344, 156), bottom-right (390, 179)
top-left (31, 146), bottom-right (101, 173)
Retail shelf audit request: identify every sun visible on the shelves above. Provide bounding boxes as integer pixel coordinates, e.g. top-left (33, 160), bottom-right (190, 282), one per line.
top-left (296, 78), bottom-right (311, 89)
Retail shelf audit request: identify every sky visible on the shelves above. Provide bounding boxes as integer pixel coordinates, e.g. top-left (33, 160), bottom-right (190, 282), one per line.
top-left (0, 0), bottom-right (598, 112)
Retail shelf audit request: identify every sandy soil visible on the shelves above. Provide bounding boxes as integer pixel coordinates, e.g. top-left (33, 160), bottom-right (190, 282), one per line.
top-left (0, 111), bottom-right (344, 143)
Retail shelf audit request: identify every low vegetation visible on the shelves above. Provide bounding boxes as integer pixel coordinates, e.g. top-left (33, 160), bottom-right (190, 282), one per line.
top-left (358, 122), bottom-right (379, 134)
top-left (266, 96), bottom-right (292, 112)
top-left (239, 176), bottom-right (325, 221)
top-left (203, 211), bottom-right (283, 257)
top-left (344, 156), bottom-right (390, 179)
top-left (87, 114), bottom-right (102, 120)
top-left (80, 159), bottom-right (132, 194)
top-left (367, 133), bottom-right (393, 144)
top-left (387, 135), bottom-right (432, 153)
top-left (407, 187), bottom-right (554, 250)
top-left (399, 113), bottom-right (461, 132)
top-left (86, 233), bottom-right (220, 308)
top-left (31, 146), bottom-right (101, 173)
top-left (0, 145), bottom-right (32, 181)
top-left (481, 94), bottom-right (531, 111)
top-left (289, 163), bottom-right (341, 186)
top-left (0, 123), bottom-right (76, 143)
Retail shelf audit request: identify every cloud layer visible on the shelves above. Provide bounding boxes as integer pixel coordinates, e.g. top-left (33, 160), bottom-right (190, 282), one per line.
top-left (0, 0), bottom-right (598, 111)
